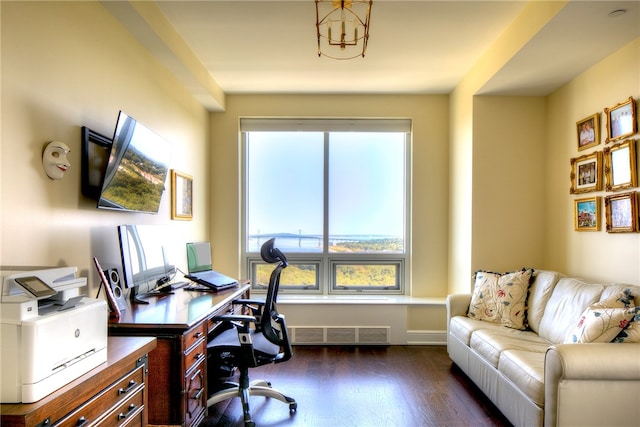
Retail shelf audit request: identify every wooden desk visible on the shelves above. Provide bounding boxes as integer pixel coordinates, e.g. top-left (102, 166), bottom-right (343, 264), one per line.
top-left (0, 336), bottom-right (157, 427)
top-left (108, 284), bottom-right (250, 427)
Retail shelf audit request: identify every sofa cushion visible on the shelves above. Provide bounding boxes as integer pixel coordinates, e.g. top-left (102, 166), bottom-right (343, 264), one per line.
top-left (449, 315), bottom-right (506, 346)
top-left (567, 291), bottom-right (636, 343)
top-left (527, 270), bottom-right (563, 334)
top-left (470, 328), bottom-right (552, 367)
top-left (538, 278), bottom-right (604, 344)
top-left (498, 349), bottom-right (545, 407)
top-left (467, 268), bottom-right (534, 330)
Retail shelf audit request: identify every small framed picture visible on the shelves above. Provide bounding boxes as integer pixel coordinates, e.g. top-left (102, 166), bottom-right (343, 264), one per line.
top-left (171, 170), bottom-right (193, 220)
top-left (574, 196), bottom-right (600, 231)
top-left (604, 191), bottom-right (638, 233)
top-left (604, 139), bottom-right (637, 192)
top-left (570, 151), bottom-right (602, 194)
top-left (605, 96), bottom-right (637, 143)
top-left (576, 113), bottom-right (599, 151)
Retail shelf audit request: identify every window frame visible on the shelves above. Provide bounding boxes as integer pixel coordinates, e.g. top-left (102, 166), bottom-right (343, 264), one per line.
top-left (240, 118), bottom-right (412, 296)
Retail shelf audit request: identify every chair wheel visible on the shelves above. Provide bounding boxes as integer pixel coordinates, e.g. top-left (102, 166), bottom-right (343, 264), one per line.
top-left (289, 402), bottom-right (297, 412)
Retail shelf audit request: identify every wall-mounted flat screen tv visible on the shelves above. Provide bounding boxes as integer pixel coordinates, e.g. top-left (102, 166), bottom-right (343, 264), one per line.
top-left (98, 111), bottom-right (172, 214)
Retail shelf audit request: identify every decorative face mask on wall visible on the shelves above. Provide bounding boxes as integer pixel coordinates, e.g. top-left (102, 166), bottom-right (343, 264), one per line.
top-left (42, 141), bottom-right (71, 180)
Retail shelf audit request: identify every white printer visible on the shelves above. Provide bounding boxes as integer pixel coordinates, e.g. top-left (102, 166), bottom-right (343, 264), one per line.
top-left (0, 267), bottom-right (108, 403)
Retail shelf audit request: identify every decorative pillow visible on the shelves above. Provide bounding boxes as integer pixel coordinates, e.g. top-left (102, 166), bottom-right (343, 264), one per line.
top-left (566, 291), bottom-right (636, 343)
top-left (467, 268), bottom-right (534, 330)
top-left (613, 305), bottom-right (640, 343)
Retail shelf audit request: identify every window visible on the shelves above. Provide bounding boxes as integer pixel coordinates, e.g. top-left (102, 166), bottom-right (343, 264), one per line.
top-left (241, 118), bottom-right (411, 294)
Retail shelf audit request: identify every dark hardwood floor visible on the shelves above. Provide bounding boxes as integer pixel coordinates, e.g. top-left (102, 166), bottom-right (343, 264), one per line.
top-left (202, 345), bottom-right (513, 427)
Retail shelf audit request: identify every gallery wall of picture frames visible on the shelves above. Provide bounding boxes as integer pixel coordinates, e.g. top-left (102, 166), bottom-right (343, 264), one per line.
top-left (571, 96), bottom-right (639, 233)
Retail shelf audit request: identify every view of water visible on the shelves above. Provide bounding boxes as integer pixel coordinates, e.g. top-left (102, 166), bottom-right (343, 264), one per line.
top-left (248, 234), bottom-right (402, 253)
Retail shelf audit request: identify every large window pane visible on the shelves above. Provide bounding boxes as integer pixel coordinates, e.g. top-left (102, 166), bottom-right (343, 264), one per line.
top-left (328, 132), bottom-right (405, 253)
top-left (242, 119), bottom-right (410, 295)
top-left (246, 132), bottom-right (324, 252)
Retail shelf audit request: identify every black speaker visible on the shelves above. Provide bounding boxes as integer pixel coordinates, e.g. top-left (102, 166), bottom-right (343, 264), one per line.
top-left (105, 268), bottom-right (127, 311)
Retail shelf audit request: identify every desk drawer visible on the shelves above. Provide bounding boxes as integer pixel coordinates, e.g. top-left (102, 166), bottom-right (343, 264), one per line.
top-left (183, 322), bottom-right (206, 353)
top-left (97, 387), bottom-right (144, 426)
top-left (53, 365), bottom-right (145, 427)
top-left (185, 338), bottom-right (206, 375)
top-left (184, 364), bottom-right (206, 427)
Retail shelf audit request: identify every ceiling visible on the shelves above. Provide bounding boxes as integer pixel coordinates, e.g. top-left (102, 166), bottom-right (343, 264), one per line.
top-left (105, 1), bottom-right (640, 110)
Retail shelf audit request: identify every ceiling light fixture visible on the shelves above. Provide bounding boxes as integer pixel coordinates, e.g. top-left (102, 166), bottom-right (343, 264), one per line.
top-left (315, 0), bottom-right (372, 60)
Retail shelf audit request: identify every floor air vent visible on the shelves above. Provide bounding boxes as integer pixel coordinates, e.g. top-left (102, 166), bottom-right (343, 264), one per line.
top-left (290, 326), bottom-right (389, 345)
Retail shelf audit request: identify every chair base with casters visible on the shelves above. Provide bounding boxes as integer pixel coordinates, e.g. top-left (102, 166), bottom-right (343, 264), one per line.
top-left (207, 372), bottom-right (297, 426)
top-left (205, 238), bottom-right (297, 427)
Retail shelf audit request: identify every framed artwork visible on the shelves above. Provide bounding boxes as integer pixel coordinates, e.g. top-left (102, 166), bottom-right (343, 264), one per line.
top-left (574, 196), bottom-right (600, 231)
top-left (570, 151), bottom-right (602, 194)
top-left (604, 139), bottom-right (637, 192)
top-left (604, 191), bottom-right (638, 233)
top-left (576, 113), bottom-right (599, 151)
top-left (605, 96), bottom-right (637, 143)
top-left (171, 170), bottom-right (193, 220)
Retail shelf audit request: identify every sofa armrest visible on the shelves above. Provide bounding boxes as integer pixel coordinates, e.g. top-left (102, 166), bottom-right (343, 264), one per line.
top-left (446, 293), bottom-right (472, 320)
top-left (545, 343), bottom-right (640, 426)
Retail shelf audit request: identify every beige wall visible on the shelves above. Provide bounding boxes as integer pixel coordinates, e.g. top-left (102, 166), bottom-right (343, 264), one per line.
top-left (471, 96), bottom-right (547, 271)
top-left (209, 94), bottom-right (451, 297)
top-left (1, 2), bottom-right (210, 294)
top-left (544, 39), bottom-right (640, 284)
top-left (448, 1), bottom-right (563, 293)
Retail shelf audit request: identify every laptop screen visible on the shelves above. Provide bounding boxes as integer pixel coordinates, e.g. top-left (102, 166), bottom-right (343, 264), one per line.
top-left (186, 242), bottom-right (213, 273)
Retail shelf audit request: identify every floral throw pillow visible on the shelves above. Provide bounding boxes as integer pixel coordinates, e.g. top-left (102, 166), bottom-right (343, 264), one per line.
top-left (467, 268), bottom-right (534, 330)
top-left (566, 290), bottom-right (636, 343)
top-left (612, 289), bottom-right (640, 343)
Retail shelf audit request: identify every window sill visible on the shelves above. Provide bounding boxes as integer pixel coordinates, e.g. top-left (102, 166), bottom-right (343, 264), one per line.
top-left (277, 295), bottom-right (446, 306)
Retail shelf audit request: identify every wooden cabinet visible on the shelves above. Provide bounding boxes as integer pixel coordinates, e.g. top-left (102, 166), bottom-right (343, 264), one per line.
top-left (108, 285), bottom-right (250, 426)
top-left (0, 336), bottom-right (156, 427)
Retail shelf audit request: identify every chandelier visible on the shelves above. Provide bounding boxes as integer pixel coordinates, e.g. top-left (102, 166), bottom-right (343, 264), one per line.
top-left (315, 0), bottom-right (372, 60)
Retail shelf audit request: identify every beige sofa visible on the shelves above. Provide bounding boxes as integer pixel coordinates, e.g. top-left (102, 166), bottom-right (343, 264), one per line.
top-left (446, 270), bottom-right (640, 427)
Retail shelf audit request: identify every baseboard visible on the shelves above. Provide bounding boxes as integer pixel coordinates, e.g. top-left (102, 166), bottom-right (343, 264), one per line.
top-left (406, 329), bottom-right (447, 345)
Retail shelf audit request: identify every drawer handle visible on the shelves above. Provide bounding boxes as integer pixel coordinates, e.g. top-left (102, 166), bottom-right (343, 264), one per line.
top-left (117, 404), bottom-right (137, 420)
top-left (193, 331), bottom-right (203, 339)
top-left (76, 416), bottom-right (88, 426)
top-left (193, 352), bottom-right (204, 362)
top-left (118, 380), bottom-right (138, 395)
top-left (191, 387), bottom-right (204, 401)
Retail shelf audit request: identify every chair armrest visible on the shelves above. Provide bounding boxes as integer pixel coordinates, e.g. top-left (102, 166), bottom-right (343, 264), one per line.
top-left (446, 293), bottom-right (472, 319)
top-left (233, 298), bottom-right (265, 307)
top-left (213, 314), bottom-right (257, 325)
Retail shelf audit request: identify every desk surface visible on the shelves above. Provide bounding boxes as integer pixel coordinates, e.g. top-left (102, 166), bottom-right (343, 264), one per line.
top-left (109, 284), bottom-right (250, 331)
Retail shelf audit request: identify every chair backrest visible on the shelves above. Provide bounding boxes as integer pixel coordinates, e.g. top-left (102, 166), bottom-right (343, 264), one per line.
top-left (259, 238), bottom-right (292, 361)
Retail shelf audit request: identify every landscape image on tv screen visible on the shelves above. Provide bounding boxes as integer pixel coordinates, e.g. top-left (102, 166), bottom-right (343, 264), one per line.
top-left (98, 112), bottom-right (172, 214)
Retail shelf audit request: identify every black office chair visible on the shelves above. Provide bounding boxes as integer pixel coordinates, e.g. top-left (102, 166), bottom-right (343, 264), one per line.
top-left (206, 238), bottom-right (296, 427)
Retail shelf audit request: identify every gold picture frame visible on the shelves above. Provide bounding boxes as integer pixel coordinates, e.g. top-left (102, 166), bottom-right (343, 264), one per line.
top-left (576, 113), bottom-right (600, 151)
top-left (605, 96), bottom-right (637, 143)
top-left (574, 196), bottom-right (600, 231)
top-left (171, 170), bottom-right (193, 220)
top-left (604, 139), bottom-right (637, 192)
top-left (570, 151), bottom-right (602, 194)
top-left (604, 191), bottom-right (639, 233)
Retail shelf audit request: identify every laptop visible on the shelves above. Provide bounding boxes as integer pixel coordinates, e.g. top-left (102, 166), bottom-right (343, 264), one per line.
top-left (184, 242), bottom-right (238, 291)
